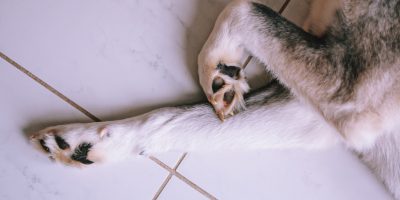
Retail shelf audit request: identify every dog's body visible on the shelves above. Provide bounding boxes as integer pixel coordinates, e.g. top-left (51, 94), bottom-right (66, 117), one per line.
top-left (31, 0), bottom-right (400, 198)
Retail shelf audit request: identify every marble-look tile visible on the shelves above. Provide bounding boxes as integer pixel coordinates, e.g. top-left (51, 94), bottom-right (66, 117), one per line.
top-left (157, 177), bottom-right (209, 200)
top-left (0, 0), bottom-right (285, 169)
top-left (0, 0), bottom-right (284, 120)
top-left (0, 60), bottom-right (169, 200)
top-left (2, 0), bottom-right (391, 199)
top-left (153, 152), bottom-right (186, 168)
top-left (177, 148), bottom-right (392, 200)
top-left (0, 0), bottom-right (226, 121)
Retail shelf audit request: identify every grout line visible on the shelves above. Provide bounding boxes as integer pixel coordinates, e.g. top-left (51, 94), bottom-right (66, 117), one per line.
top-left (152, 0), bottom-right (292, 198)
top-left (279, 0), bottom-right (291, 14)
top-left (0, 51), bottom-right (101, 122)
top-left (2, 1), bottom-right (292, 199)
top-left (0, 52), bottom-right (216, 199)
top-left (152, 153), bottom-right (187, 200)
top-left (149, 156), bottom-right (217, 200)
top-left (242, 56), bottom-right (253, 69)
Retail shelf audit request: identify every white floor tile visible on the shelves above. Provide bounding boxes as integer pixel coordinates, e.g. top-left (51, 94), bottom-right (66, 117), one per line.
top-left (0, 60), bottom-right (169, 200)
top-left (177, 148), bottom-right (392, 200)
top-left (0, 0), bottom-right (230, 121)
top-left (0, 0), bottom-right (286, 168)
top-left (0, 0), bottom-right (284, 120)
top-left (157, 177), bottom-right (208, 200)
top-left (153, 152), bottom-right (186, 168)
top-left (2, 0), bottom-right (391, 200)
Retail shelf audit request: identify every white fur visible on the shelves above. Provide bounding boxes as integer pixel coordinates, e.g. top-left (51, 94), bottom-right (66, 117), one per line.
top-left (31, 0), bottom-right (400, 198)
top-left (33, 91), bottom-right (339, 161)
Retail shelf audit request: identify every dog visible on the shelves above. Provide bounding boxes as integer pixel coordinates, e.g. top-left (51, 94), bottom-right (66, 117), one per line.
top-left (31, 0), bottom-right (400, 198)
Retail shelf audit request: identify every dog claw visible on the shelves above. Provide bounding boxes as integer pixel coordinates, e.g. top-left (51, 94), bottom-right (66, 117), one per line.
top-left (217, 112), bottom-right (225, 122)
top-left (208, 96), bottom-right (218, 105)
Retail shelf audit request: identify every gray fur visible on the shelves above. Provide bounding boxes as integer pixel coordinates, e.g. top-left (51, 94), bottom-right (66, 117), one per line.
top-left (247, 1), bottom-right (400, 133)
top-left (199, 0), bottom-right (400, 198)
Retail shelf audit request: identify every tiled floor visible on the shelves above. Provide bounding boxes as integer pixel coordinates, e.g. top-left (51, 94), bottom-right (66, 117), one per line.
top-left (0, 0), bottom-right (393, 199)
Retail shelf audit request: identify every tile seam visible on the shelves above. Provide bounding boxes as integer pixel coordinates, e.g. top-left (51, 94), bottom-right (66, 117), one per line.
top-left (152, 153), bottom-right (187, 200)
top-left (149, 156), bottom-right (217, 200)
top-left (0, 1), bottom-right (291, 198)
top-left (0, 51), bottom-right (101, 122)
top-left (0, 52), bottom-right (207, 199)
top-left (279, 0), bottom-right (291, 14)
top-left (150, 0), bottom-right (292, 197)
top-left (158, 0), bottom-right (292, 198)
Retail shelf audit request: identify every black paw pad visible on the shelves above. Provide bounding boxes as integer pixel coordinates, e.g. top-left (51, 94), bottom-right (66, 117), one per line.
top-left (55, 135), bottom-right (70, 150)
top-left (217, 63), bottom-right (241, 79)
top-left (39, 139), bottom-right (50, 153)
top-left (71, 143), bottom-right (94, 165)
top-left (223, 89), bottom-right (236, 105)
top-left (212, 77), bottom-right (225, 93)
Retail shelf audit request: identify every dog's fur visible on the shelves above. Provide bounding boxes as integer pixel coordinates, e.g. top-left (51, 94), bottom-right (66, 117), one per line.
top-left (31, 0), bottom-right (400, 198)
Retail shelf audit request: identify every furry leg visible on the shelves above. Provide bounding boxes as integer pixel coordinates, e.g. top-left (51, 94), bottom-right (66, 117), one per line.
top-left (31, 81), bottom-right (339, 165)
top-left (141, 82), bottom-right (339, 153)
top-left (30, 81), bottom-right (398, 199)
top-left (199, 0), bottom-right (349, 122)
top-left (199, 0), bottom-right (399, 150)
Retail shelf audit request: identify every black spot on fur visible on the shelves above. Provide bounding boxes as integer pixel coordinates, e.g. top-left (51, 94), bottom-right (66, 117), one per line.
top-left (212, 77), bottom-right (225, 93)
top-left (217, 63), bottom-right (241, 79)
top-left (39, 139), bottom-right (50, 153)
top-left (55, 135), bottom-right (70, 150)
top-left (71, 143), bottom-right (94, 165)
top-left (223, 90), bottom-right (235, 104)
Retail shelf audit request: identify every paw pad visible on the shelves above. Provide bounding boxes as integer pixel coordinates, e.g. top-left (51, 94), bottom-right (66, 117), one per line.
top-left (217, 63), bottom-right (241, 79)
top-left (31, 129), bottom-right (96, 166)
top-left (208, 63), bottom-right (249, 121)
top-left (39, 139), bottom-right (50, 153)
top-left (55, 135), bottom-right (70, 150)
top-left (212, 77), bottom-right (225, 93)
top-left (71, 143), bottom-right (94, 165)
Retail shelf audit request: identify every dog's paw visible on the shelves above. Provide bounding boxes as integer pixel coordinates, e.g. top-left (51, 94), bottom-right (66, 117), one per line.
top-left (197, 3), bottom-right (250, 121)
top-left (199, 61), bottom-right (250, 121)
top-left (30, 123), bottom-right (144, 167)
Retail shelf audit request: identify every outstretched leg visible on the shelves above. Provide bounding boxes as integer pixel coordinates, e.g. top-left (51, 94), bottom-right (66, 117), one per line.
top-left (29, 82), bottom-right (399, 199)
top-left (30, 81), bottom-right (339, 166)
